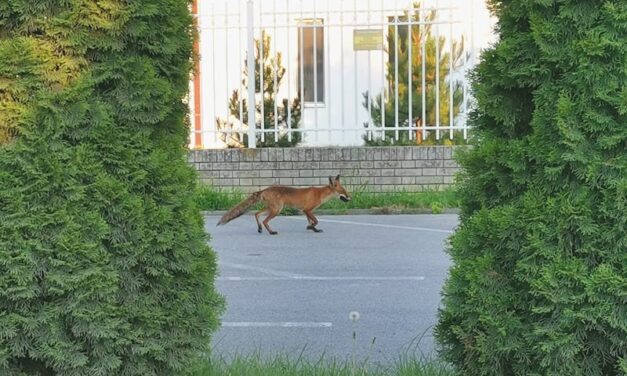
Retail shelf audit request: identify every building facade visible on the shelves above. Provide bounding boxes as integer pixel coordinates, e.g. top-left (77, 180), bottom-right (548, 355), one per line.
top-left (191, 0), bottom-right (496, 149)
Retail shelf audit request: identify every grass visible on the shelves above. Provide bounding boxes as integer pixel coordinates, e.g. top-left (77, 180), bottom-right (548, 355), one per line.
top-left (194, 185), bottom-right (459, 214)
top-left (187, 354), bottom-right (456, 376)
top-left (194, 185), bottom-right (245, 211)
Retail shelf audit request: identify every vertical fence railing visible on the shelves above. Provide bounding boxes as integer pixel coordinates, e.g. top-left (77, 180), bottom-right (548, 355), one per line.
top-left (286, 0), bottom-right (292, 143)
top-left (193, 0), bottom-right (475, 149)
top-left (246, 0), bottom-right (257, 148)
top-left (407, 0), bottom-right (412, 142)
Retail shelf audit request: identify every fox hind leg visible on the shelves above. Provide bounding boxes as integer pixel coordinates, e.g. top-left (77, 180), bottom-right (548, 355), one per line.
top-left (254, 209), bottom-right (266, 233)
top-left (263, 204), bottom-right (282, 235)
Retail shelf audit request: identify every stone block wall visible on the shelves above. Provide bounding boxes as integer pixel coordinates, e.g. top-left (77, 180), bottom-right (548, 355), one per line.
top-left (188, 146), bottom-right (462, 193)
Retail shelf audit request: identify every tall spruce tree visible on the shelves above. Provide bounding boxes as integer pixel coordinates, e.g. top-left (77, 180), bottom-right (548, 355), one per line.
top-left (0, 1), bottom-right (224, 375)
top-left (363, 3), bottom-right (465, 145)
top-left (436, 1), bottom-right (626, 375)
top-left (217, 30), bottom-right (302, 148)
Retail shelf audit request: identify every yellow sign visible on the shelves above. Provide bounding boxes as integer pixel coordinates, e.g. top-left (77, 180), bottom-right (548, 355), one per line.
top-left (353, 29), bottom-right (383, 51)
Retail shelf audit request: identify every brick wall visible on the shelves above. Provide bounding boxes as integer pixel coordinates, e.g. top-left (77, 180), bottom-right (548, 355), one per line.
top-left (188, 146), bottom-right (462, 193)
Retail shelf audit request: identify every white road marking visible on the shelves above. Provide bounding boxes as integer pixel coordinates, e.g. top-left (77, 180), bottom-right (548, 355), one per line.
top-left (219, 276), bottom-right (425, 281)
top-left (283, 217), bottom-right (454, 234)
top-left (222, 322), bottom-right (333, 328)
top-left (218, 262), bottom-right (425, 282)
top-left (218, 261), bottom-right (308, 279)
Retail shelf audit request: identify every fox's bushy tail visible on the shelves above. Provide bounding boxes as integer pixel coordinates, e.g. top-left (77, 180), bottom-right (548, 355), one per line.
top-left (217, 191), bottom-right (262, 225)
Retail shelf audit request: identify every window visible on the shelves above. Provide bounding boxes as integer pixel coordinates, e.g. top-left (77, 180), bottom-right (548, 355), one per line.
top-left (298, 19), bottom-right (324, 104)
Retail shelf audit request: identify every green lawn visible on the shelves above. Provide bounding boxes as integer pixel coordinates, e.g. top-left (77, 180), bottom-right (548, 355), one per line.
top-left (188, 354), bottom-right (456, 376)
top-left (194, 186), bottom-right (459, 214)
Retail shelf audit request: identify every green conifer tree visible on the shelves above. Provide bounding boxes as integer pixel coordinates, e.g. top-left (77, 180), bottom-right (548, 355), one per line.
top-left (363, 3), bottom-right (465, 145)
top-left (436, 1), bottom-right (626, 375)
top-left (218, 30), bottom-right (302, 148)
top-left (0, 1), bottom-right (224, 375)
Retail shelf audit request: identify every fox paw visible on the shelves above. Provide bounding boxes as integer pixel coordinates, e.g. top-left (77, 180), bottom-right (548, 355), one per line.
top-left (269, 231), bottom-right (278, 235)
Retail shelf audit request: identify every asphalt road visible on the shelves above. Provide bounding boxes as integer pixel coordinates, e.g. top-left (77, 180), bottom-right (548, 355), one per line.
top-left (205, 214), bottom-right (458, 364)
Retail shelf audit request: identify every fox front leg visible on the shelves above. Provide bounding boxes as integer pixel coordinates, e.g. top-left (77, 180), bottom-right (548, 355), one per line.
top-left (304, 210), bottom-right (323, 233)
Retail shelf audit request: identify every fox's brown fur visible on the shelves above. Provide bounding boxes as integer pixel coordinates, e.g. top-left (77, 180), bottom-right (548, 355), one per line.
top-left (217, 175), bottom-right (350, 234)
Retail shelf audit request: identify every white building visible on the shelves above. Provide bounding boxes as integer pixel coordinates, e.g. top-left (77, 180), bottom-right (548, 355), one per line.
top-left (190, 0), bottom-right (496, 149)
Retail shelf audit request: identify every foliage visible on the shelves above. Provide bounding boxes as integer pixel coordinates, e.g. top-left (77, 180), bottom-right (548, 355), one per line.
top-left (195, 186), bottom-right (247, 211)
top-left (0, 36), bottom-right (83, 144)
top-left (435, 1), bottom-right (627, 375)
top-left (0, 1), bottom-right (224, 375)
top-left (364, 131), bottom-right (466, 146)
top-left (363, 3), bottom-right (465, 146)
top-left (218, 31), bottom-right (302, 148)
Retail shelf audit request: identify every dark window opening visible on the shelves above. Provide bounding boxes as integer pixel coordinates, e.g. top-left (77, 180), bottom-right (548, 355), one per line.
top-left (298, 19), bottom-right (324, 103)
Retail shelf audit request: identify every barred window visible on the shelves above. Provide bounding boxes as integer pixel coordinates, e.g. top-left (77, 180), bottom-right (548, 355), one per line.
top-left (298, 19), bottom-right (324, 104)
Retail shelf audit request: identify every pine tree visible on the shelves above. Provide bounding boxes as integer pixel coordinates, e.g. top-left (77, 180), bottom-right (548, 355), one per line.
top-left (435, 1), bottom-right (626, 375)
top-left (0, 1), bottom-right (224, 375)
top-left (218, 30), bottom-right (302, 148)
top-left (363, 3), bottom-right (465, 145)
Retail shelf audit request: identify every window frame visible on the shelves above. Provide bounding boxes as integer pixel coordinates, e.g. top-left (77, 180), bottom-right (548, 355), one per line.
top-left (297, 18), bottom-right (325, 106)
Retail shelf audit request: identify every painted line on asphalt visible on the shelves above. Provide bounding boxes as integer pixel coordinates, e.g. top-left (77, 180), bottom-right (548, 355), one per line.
top-left (283, 217), bottom-right (454, 234)
top-left (219, 276), bottom-right (425, 281)
top-left (218, 261), bottom-right (308, 279)
top-left (222, 322), bottom-right (333, 328)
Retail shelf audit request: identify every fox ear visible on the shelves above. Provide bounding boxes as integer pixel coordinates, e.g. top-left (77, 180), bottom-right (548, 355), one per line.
top-left (335, 174), bottom-right (341, 182)
top-left (328, 176), bottom-right (334, 186)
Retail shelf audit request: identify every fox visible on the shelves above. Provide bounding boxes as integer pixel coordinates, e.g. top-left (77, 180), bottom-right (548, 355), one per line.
top-left (217, 175), bottom-right (351, 234)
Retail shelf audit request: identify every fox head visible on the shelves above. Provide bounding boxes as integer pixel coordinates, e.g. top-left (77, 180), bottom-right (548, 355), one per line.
top-left (328, 175), bottom-right (351, 202)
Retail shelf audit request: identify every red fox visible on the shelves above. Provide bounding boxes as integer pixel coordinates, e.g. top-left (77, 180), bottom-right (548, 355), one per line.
top-left (217, 175), bottom-right (351, 234)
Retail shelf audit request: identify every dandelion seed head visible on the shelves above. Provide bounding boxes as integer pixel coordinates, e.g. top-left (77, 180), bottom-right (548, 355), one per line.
top-left (349, 311), bottom-right (360, 322)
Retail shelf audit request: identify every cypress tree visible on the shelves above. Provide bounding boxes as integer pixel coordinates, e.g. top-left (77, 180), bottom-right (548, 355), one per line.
top-left (0, 1), bottom-right (224, 375)
top-left (436, 1), bottom-right (626, 375)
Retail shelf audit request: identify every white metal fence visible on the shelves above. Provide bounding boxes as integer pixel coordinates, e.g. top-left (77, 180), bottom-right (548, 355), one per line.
top-left (191, 0), bottom-right (481, 149)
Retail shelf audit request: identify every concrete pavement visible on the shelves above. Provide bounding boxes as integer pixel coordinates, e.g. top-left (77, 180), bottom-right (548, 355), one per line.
top-left (205, 214), bottom-right (457, 363)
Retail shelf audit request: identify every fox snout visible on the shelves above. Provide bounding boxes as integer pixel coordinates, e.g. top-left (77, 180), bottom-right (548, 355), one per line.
top-left (339, 194), bottom-right (351, 202)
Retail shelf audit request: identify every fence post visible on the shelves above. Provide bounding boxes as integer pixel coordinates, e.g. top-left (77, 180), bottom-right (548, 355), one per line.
top-left (246, 0), bottom-right (257, 148)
